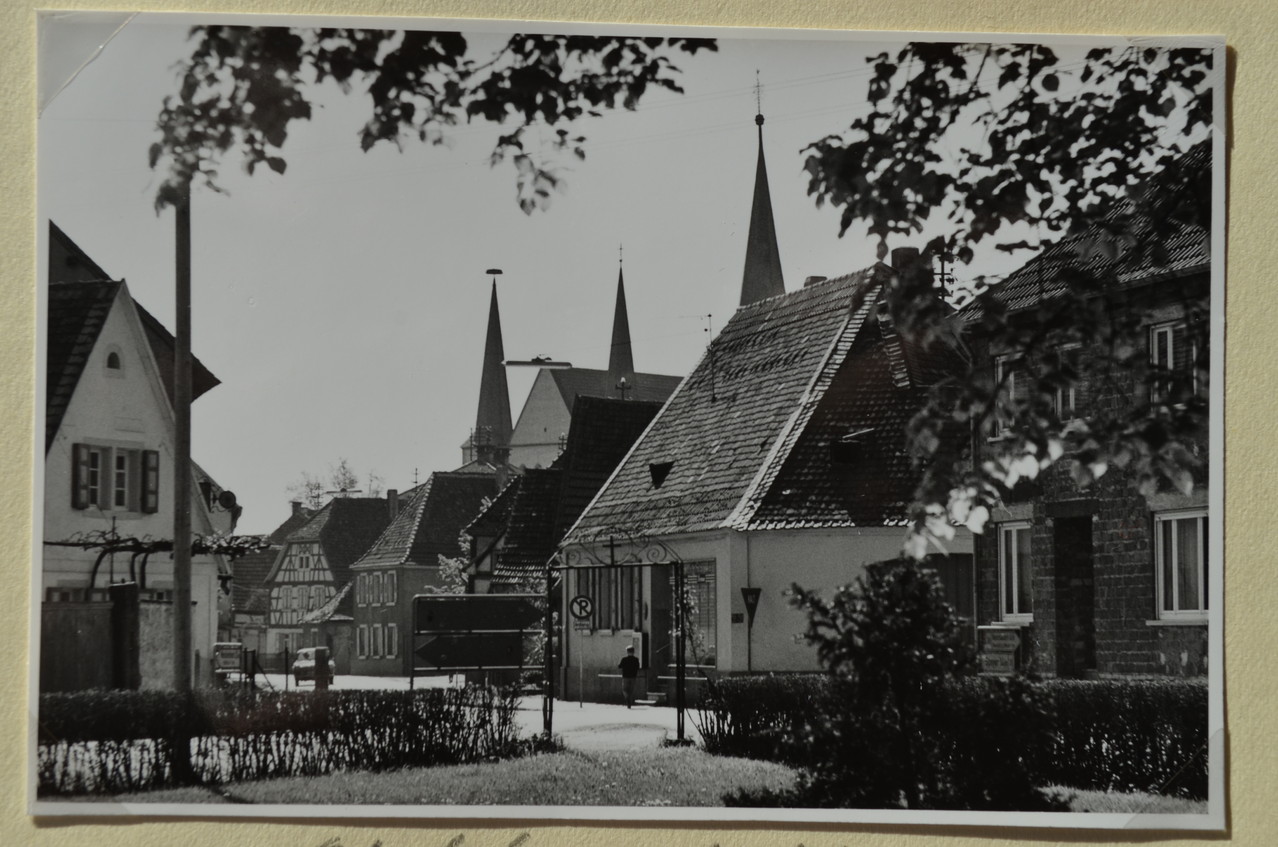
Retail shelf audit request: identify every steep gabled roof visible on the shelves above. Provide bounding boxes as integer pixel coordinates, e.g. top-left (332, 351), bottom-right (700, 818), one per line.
top-left (548, 367), bottom-right (681, 408)
top-left (46, 280), bottom-right (120, 451)
top-left (353, 472), bottom-right (496, 569)
top-left (281, 497), bottom-right (391, 585)
top-left (467, 475), bottom-right (521, 539)
top-left (565, 265), bottom-right (893, 541)
top-left (46, 222), bottom-right (220, 451)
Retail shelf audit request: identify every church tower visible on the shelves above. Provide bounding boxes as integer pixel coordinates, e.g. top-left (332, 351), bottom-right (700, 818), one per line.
top-left (608, 254), bottom-right (636, 396)
top-left (472, 277), bottom-right (512, 465)
top-left (740, 105), bottom-right (786, 306)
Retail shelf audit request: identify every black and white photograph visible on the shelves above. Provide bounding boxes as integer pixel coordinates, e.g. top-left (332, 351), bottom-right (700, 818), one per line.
top-left (33, 12), bottom-right (1225, 828)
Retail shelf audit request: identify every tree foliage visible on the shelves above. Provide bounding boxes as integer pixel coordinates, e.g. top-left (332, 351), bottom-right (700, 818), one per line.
top-left (802, 42), bottom-right (1215, 549)
top-left (287, 457), bottom-right (382, 509)
top-left (150, 26), bottom-right (715, 212)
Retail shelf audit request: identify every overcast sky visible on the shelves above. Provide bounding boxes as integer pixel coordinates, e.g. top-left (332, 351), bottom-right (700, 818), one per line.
top-left (39, 14), bottom-right (1095, 534)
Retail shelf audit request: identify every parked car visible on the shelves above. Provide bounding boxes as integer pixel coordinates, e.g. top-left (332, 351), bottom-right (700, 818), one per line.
top-left (291, 647), bottom-right (336, 685)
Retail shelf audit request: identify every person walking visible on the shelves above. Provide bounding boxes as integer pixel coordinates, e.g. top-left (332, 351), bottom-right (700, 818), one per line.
top-left (618, 645), bottom-right (641, 708)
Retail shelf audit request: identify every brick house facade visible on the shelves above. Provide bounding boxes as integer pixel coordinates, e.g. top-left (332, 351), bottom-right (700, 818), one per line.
top-left (973, 148), bottom-right (1212, 678)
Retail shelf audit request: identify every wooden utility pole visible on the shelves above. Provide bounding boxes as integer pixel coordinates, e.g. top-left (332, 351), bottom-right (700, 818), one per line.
top-left (173, 180), bottom-right (193, 693)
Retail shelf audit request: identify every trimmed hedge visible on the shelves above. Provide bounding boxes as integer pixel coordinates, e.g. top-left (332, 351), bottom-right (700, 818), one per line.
top-left (696, 674), bottom-right (1208, 801)
top-left (37, 686), bottom-right (523, 796)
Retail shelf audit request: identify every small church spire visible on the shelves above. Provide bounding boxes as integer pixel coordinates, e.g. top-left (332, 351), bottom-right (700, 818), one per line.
top-left (474, 271), bottom-right (512, 464)
top-left (609, 247), bottom-right (636, 394)
top-left (740, 74), bottom-right (786, 306)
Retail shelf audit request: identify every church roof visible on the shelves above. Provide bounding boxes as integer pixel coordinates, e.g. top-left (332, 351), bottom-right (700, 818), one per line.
top-left (548, 367), bottom-right (681, 408)
top-left (352, 472), bottom-right (496, 569)
top-left (565, 262), bottom-right (951, 541)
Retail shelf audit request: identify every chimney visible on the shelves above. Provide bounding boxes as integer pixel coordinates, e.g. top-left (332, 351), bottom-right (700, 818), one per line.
top-left (387, 489), bottom-right (399, 521)
top-left (804, 275), bottom-right (828, 288)
top-left (290, 500), bottom-right (302, 516)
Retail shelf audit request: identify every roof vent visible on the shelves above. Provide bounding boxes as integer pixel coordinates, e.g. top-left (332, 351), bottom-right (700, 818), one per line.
top-left (649, 461), bottom-right (675, 489)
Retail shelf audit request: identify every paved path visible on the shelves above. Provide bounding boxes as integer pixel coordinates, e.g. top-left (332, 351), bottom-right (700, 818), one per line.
top-left (514, 697), bottom-right (703, 751)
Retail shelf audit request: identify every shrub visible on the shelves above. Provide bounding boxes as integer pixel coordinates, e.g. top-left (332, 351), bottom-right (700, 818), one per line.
top-left (37, 685), bottom-right (523, 795)
top-left (694, 674), bottom-right (832, 764)
top-left (1043, 679), bottom-right (1208, 798)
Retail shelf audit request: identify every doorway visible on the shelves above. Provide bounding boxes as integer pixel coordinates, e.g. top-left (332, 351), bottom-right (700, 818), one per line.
top-left (1053, 516), bottom-right (1096, 677)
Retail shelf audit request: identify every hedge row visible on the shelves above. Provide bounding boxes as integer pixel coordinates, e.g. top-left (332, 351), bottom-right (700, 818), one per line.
top-left (37, 686), bottom-right (523, 795)
top-left (695, 674), bottom-right (1208, 799)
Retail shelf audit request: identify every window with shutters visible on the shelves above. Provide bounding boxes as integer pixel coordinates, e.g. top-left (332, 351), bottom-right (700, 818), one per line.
top-left (72, 443), bottom-right (159, 513)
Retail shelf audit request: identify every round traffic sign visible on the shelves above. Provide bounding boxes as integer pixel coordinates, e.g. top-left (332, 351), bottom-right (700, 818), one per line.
top-left (569, 594), bottom-right (593, 620)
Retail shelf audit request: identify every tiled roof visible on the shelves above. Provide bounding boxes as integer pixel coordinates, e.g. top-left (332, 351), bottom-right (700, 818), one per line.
top-left (565, 266), bottom-right (892, 540)
top-left (467, 476), bottom-right (521, 539)
top-left (549, 367), bottom-right (682, 408)
top-left (284, 497), bottom-right (392, 585)
top-left (491, 468), bottom-right (563, 585)
top-left (552, 396), bottom-right (664, 536)
top-left (46, 280), bottom-right (119, 452)
top-left (353, 473), bottom-right (496, 569)
top-left (974, 143), bottom-right (1211, 317)
top-left (743, 313), bottom-right (958, 529)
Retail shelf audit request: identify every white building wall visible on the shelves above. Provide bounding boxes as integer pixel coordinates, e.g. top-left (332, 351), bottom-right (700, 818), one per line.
top-left (41, 283), bottom-right (223, 685)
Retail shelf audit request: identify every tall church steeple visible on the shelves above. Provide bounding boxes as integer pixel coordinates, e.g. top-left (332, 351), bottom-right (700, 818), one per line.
top-left (740, 84), bottom-right (786, 306)
top-left (608, 248), bottom-right (636, 394)
top-left (474, 277), bottom-right (512, 464)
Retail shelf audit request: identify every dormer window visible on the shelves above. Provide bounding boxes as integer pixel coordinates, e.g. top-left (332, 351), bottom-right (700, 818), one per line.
top-left (649, 461), bottom-right (674, 489)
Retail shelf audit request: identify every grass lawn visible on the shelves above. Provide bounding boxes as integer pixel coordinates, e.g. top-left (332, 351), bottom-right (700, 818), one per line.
top-left (56, 747), bottom-right (798, 807)
top-left (1047, 786), bottom-right (1208, 815)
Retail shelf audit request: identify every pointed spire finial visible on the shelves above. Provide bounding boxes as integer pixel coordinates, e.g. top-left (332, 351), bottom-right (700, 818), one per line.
top-left (474, 269), bottom-right (512, 465)
top-left (608, 258), bottom-right (635, 392)
top-left (740, 74), bottom-right (785, 306)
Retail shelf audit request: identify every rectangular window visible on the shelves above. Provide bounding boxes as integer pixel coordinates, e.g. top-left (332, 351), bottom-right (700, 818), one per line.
top-left (113, 453), bottom-right (129, 508)
top-left (372, 624), bottom-right (383, 658)
top-left (1150, 322), bottom-right (1200, 402)
top-left (387, 623), bottom-right (398, 658)
top-left (1156, 511), bottom-right (1208, 620)
top-left (357, 625), bottom-right (368, 658)
top-left (999, 523), bottom-right (1033, 621)
top-left (355, 574), bottom-right (364, 607)
top-left (1050, 344), bottom-right (1081, 421)
top-left (993, 356), bottom-right (1029, 437)
top-left (387, 571), bottom-right (397, 606)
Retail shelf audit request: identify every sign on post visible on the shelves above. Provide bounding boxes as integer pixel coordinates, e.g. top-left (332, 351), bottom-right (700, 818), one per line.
top-left (568, 594), bottom-right (593, 620)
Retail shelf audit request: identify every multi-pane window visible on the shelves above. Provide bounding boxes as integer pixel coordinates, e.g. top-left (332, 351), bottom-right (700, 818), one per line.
top-left (1156, 511), bottom-right (1208, 620)
top-left (357, 625), bottom-right (368, 658)
top-left (372, 624), bottom-right (384, 658)
top-left (386, 571), bottom-right (397, 605)
top-left (374, 573), bottom-right (383, 606)
top-left (1150, 322), bottom-right (1200, 402)
top-left (386, 623), bottom-right (398, 658)
top-left (680, 561), bottom-right (718, 667)
top-left (999, 523), bottom-right (1033, 621)
top-left (72, 444), bottom-right (158, 512)
top-left (578, 566), bottom-right (642, 631)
